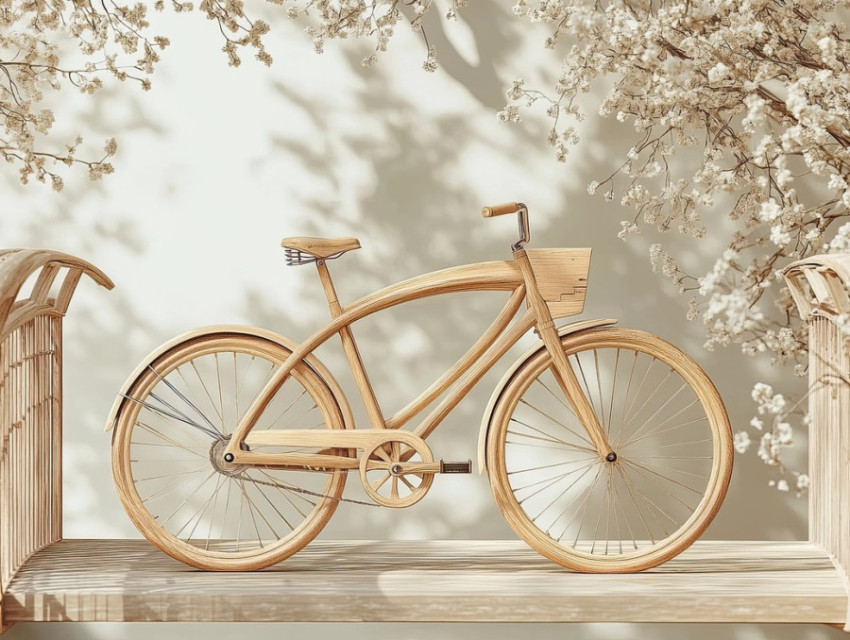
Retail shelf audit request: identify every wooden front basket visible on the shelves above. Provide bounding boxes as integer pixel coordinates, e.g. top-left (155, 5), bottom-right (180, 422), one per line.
top-left (526, 248), bottom-right (591, 319)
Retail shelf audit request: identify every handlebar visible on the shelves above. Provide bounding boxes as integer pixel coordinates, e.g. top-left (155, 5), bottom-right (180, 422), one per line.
top-left (482, 202), bottom-right (525, 217)
top-left (481, 202), bottom-right (530, 251)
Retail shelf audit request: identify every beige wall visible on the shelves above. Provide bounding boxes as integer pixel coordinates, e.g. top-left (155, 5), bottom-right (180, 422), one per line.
top-left (1, 3), bottom-right (834, 638)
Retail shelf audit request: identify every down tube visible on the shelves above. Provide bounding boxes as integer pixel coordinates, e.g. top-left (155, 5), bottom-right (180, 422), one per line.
top-left (412, 308), bottom-right (537, 442)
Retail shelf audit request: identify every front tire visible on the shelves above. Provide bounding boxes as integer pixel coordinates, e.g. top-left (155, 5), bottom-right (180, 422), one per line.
top-left (487, 328), bottom-right (733, 572)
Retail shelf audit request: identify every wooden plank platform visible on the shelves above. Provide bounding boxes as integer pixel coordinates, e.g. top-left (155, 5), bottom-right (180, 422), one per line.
top-left (4, 539), bottom-right (848, 625)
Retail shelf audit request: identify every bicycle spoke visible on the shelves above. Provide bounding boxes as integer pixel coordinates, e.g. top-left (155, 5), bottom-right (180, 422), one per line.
top-left (183, 473), bottom-right (226, 541)
top-left (516, 461), bottom-right (597, 505)
top-left (607, 348), bottom-right (620, 437)
top-left (251, 478), bottom-right (295, 531)
top-left (160, 470), bottom-right (216, 526)
top-left (618, 367), bottom-right (674, 438)
top-left (571, 353), bottom-right (601, 426)
top-left (614, 462), bottom-right (657, 544)
top-left (621, 456), bottom-right (704, 497)
top-left (568, 463), bottom-right (606, 548)
top-left (179, 365), bottom-right (222, 427)
top-left (511, 460), bottom-right (597, 493)
top-left (268, 387), bottom-right (309, 429)
top-left (591, 466), bottom-right (614, 554)
top-left (124, 394), bottom-right (218, 439)
top-left (593, 349), bottom-right (606, 432)
top-left (535, 376), bottom-right (579, 420)
top-left (147, 365), bottom-right (222, 436)
top-left (237, 477), bottom-right (265, 547)
top-left (616, 461), bottom-right (680, 530)
top-left (134, 467), bottom-right (207, 483)
top-left (134, 421), bottom-right (208, 459)
top-left (507, 423), bottom-right (596, 453)
top-left (620, 381), bottom-right (690, 447)
top-left (531, 460), bottom-right (599, 525)
top-left (624, 414), bottom-right (707, 447)
top-left (518, 398), bottom-right (594, 448)
top-left (214, 353), bottom-right (226, 433)
top-left (621, 354), bottom-right (655, 429)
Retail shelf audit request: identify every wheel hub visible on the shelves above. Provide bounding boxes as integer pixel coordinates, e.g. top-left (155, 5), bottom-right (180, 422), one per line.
top-left (210, 436), bottom-right (247, 477)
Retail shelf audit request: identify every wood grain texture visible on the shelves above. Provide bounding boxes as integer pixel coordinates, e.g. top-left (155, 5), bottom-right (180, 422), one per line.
top-left (525, 248), bottom-right (590, 319)
top-left (784, 256), bottom-right (850, 631)
top-left (0, 250), bottom-right (112, 633)
top-left (0, 249), bottom-right (113, 341)
top-left (226, 260), bottom-right (524, 453)
top-left (4, 539), bottom-right (846, 624)
top-left (316, 260), bottom-right (385, 429)
top-left (280, 237), bottom-right (361, 259)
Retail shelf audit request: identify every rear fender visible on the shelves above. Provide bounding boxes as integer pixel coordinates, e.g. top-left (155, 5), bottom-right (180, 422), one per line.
top-left (104, 325), bottom-right (354, 433)
top-left (476, 318), bottom-right (618, 474)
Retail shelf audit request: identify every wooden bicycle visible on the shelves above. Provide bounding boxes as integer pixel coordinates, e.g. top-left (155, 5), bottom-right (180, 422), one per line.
top-left (106, 203), bottom-right (733, 573)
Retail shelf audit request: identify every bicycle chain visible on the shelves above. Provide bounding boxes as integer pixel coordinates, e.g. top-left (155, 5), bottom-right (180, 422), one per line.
top-left (243, 474), bottom-right (379, 507)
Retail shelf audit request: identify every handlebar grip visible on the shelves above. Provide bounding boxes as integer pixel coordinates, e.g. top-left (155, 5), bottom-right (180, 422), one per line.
top-left (482, 202), bottom-right (522, 217)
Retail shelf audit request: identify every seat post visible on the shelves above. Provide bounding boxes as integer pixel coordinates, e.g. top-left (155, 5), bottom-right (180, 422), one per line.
top-left (315, 259), bottom-right (343, 316)
top-left (314, 259), bottom-right (386, 429)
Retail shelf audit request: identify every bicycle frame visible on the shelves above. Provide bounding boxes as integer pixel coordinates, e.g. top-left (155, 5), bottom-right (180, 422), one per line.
top-left (225, 261), bottom-right (529, 458)
top-left (224, 250), bottom-right (611, 468)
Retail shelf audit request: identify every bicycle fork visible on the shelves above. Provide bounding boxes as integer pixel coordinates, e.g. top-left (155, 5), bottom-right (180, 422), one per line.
top-left (514, 248), bottom-right (616, 462)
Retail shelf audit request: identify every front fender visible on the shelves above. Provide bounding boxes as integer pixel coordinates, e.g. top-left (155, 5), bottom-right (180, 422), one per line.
top-left (105, 325), bottom-right (355, 433)
top-left (476, 318), bottom-right (617, 474)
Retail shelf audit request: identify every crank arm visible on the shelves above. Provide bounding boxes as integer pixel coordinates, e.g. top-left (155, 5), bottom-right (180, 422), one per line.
top-left (361, 459), bottom-right (472, 474)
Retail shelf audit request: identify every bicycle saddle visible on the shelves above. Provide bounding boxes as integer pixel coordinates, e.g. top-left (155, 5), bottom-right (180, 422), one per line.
top-left (281, 236), bottom-right (361, 265)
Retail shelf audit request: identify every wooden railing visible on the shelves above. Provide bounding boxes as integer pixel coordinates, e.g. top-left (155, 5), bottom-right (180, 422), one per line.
top-left (0, 250), bottom-right (112, 631)
top-left (785, 254), bottom-right (850, 611)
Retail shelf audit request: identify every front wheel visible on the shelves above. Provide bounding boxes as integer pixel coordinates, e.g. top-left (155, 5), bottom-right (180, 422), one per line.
top-left (112, 330), bottom-right (349, 571)
top-left (487, 328), bottom-right (733, 573)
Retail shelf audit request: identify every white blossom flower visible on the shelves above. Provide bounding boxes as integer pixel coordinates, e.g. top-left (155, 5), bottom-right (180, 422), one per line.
top-left (707, 62), bottom-right (730, 84)
top-left (759, 200), bottom-right (782, 222)
top-left (733, 431), bottom-right (751, 454)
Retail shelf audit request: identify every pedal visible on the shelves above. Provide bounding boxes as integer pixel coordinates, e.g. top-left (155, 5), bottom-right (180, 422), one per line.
top-left (440, 459), bottom-right (472, 474)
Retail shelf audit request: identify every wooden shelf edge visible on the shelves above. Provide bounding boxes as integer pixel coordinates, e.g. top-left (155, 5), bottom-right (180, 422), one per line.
top-left (3, 539), bottom-right (848, 627)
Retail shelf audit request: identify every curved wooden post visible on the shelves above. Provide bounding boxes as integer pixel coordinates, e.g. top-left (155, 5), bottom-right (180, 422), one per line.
top-left (0, 250), bottom-right (113, 633)
top-left (785, 254), bottom-right (850, 631)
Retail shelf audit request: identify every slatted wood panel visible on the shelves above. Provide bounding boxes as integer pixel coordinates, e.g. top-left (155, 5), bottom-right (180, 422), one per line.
top-left (810, 316), bottom-right (850, 581)
top-left (0, 250), bottom-right (113, 633)
top-left (0, 314), bottom-right (62, 590)
top-left (784, 256), bottom-right (850, 631)
top-left (4, 539), bottom-right (847, 624)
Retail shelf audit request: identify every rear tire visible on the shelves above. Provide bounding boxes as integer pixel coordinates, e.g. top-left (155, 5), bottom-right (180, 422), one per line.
top-left (112, 331), bottom-right (348, 570)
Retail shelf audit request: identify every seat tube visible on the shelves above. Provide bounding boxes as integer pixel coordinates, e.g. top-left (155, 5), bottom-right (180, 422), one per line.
top-left (315, 260), bottom-right (386, 429)
top-left (513, 249), bottom-right (613, 459)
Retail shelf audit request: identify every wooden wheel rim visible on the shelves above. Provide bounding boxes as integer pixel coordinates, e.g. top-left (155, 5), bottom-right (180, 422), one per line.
top-left (487, 328), bottom-right (733, 573)
top-left (112, 332), bottom-right (348, 571)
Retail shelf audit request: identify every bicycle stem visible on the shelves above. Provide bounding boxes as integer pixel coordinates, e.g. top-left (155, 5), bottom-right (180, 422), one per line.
top-left (513, 249), bottom-right (615, 460)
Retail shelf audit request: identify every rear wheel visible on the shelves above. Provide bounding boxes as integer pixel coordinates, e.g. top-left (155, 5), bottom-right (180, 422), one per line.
top-left (487, 328), bottom-right (733, 572)
top-left (112, 331), bottom-right (348, 570)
